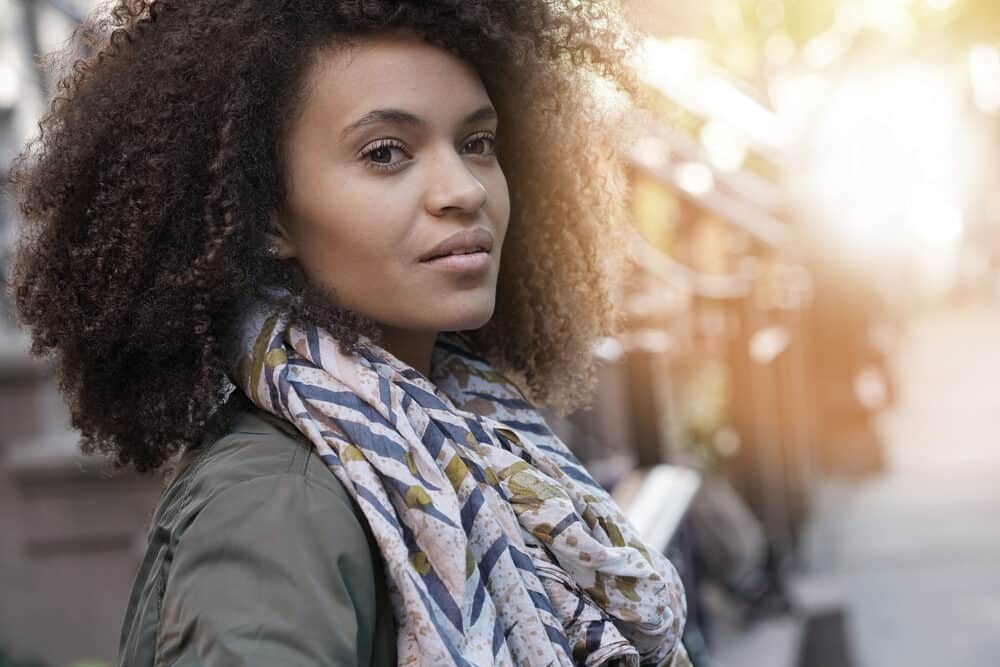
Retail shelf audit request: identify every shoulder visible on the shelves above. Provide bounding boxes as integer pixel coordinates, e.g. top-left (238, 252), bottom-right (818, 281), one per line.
top-left (157, 407), bottom-right (355, 532)
top-left (185, 407), bottom-right (343, 498)
top-left (170, 406), bottom-right (374, 561)
top-left (126, 406), bottom-right (394, 666)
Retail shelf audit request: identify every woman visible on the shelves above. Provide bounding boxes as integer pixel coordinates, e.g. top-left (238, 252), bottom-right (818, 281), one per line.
top-left (8, 0), bottom-right (689, 665)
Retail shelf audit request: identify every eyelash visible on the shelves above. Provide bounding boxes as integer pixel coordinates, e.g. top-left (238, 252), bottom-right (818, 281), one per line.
top-left (359, 131), bottom-right (497, 173)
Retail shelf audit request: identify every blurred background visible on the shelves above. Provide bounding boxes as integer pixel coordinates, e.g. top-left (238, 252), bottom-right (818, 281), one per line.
top-left (1, 0), bottom-right (999, 665)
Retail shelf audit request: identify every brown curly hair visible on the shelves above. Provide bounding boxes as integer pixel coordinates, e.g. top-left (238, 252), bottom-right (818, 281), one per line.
top-left (6, 0), bottom-right (648, 473)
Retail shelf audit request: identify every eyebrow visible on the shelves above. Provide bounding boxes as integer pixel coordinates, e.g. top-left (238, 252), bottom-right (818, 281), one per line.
top-left (339, 105), bottom-right (497, 141)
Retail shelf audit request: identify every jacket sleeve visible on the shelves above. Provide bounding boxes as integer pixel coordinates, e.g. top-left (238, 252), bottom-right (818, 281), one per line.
top-left (154, 471), bottom-right (382, 667)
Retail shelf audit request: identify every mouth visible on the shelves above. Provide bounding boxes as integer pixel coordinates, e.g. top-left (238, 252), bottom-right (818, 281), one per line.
top-left (420, 249), bottom-right (491, 273)
top-left (419, 228), bottom-right (495, 263)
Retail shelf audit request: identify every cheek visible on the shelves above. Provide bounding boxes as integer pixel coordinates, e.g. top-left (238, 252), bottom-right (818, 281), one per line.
top-left (488, 171), bottom-right (512, 241)
top-left (288, 183), bottom-right (411, 292)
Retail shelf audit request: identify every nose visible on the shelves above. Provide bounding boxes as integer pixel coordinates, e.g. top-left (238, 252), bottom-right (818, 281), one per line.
top-left (423, 144), bottom-right (488, 217)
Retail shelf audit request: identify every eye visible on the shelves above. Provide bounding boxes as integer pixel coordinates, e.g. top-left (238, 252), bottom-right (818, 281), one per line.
top-left (359, 139), bottom-right (411, 173)
top-left (463, 131), bottom-right (497, 157)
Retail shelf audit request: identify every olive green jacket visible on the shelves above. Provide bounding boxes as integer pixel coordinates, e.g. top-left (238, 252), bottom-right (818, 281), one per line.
top-left (118, 408), bottom-right (397, 666)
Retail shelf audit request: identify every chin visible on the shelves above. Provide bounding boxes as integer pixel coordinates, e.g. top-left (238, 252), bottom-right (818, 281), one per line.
top-left (436, 301), bottom-right (495, 332)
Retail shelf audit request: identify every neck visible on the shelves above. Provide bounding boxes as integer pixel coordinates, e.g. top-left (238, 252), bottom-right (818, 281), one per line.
top-left (376, 327), bottom-right (439, 378)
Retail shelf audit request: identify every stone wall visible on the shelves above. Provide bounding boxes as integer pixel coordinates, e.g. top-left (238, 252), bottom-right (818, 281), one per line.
top-left (0, 333), bottom-right (161, 666)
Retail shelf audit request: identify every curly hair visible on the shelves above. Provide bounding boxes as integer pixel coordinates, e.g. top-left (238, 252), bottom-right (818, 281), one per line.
top-left (7, 0), bottom-right (648, 473)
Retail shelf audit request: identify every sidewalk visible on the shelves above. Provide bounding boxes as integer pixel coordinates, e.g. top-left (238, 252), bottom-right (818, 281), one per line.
top-left (802, 302), bottom-right (1000, 667)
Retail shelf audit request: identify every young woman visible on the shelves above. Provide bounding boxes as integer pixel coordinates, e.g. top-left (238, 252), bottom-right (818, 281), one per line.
top-left (8, 1), bottom-right (689, 665)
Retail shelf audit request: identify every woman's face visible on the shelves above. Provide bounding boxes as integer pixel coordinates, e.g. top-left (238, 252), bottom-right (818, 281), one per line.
top-left (275, 32), bottom-right (510, 337)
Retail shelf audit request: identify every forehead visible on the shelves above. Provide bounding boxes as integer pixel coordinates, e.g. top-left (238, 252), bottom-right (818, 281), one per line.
top-left (297, 33), bottom-right (491, 132)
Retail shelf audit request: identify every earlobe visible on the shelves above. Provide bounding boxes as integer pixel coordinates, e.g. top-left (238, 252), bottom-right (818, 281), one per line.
top-left (263, 234), bottom-right (296, 259)
top-left (265, 215), bottom-right (297, 259)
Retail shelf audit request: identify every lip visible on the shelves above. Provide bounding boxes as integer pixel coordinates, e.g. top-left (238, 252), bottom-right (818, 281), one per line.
top-left (421, 251), bottom-right (491, 273)
top-left (419, 228), bottom-right (494, 263)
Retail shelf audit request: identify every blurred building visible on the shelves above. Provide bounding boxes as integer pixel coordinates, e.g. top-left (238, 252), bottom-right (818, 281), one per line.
top-left (0, 3), bottom-right (162, 666)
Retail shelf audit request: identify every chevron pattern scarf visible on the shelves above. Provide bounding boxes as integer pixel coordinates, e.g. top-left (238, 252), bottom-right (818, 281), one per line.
top-left (227, 298), bottom-right (688, 667)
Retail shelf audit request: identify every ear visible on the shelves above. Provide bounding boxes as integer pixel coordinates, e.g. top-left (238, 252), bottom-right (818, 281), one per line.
top-left (265, 212), bottom-right (297, 259)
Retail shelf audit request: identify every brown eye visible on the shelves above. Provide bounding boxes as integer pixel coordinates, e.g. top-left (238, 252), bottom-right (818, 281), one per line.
top-left (359, 139), bottom-right (411, 173)
top-left (370, 146), bottom-right (393, 163)
top-left (464, 132), bottom-right (497, 157)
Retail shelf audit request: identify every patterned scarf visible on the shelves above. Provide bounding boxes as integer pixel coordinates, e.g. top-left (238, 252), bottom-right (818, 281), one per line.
top-left (227, 296), bottom-right (688, 666)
